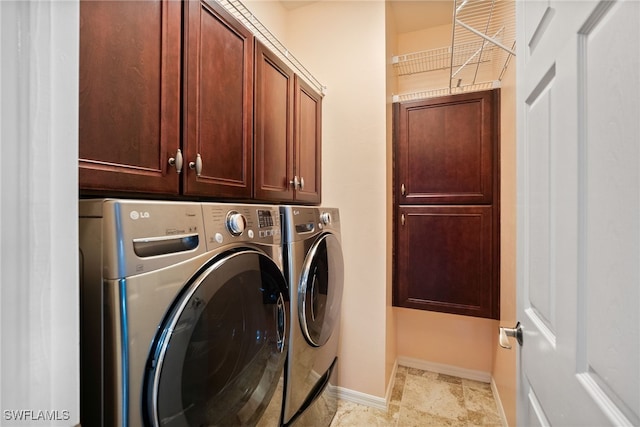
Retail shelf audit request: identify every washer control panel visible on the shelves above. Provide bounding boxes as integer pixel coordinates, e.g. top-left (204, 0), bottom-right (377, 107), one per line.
top-left (201, 203), bottom-right (281, 250)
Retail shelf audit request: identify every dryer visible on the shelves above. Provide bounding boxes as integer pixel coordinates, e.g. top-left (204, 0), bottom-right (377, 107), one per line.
top-left (280, 206), bottom-right (344, 426)
top-left (79, 199), bottom-right (288, 427)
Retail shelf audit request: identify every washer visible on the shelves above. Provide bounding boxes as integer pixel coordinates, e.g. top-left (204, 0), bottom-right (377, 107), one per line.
top-left (280, 206), bottom-right (344, 426)
top-left (79, 199), bottom-right (289, 427)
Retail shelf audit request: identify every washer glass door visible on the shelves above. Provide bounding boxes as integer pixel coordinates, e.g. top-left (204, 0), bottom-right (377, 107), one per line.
top-left (299, 233), bottom-right (344, 347)
top-left (145, 249), bottom-right (288, 427)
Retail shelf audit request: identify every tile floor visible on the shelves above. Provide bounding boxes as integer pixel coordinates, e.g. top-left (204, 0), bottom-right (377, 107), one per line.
top-left (330, 366), bottom-right (502, 427)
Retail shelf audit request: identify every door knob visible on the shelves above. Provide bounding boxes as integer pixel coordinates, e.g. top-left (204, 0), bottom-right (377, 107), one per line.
top-left (499, 321), bottom-right (523, 349)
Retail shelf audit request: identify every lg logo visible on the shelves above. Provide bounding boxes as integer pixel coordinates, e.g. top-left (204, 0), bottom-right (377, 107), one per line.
top-left (130, 211), bottom-right (151, 220)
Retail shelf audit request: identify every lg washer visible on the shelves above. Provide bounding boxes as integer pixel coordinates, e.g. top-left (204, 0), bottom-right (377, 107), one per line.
top-left (79, 199), bottom-right (288, 426)
top-left (280, 206), bottom-right (344, 426)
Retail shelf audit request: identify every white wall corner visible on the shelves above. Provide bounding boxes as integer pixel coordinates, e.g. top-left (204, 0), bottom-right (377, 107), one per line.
top-left (491, 377), bottom-right (509, 427)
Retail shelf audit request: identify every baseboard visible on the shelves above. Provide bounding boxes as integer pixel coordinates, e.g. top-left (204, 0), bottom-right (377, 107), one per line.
top-left (397, 356), bottom-right (492, 383)
top-left (335, 385), bottom-right (388, 411)
top-left (490, 377), bottom-right (509, 427)
top-left (335, 360), bottom-right (398, 412)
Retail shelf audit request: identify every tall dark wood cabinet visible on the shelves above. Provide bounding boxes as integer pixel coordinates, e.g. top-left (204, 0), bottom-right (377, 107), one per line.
top-left (254, 42), bottom-right (322, 204)
top-left (183, 0), bottom-right (254, 198)
top-left (393, 90), bottom-right (500, 319)
top-left (79, 0), bottom-right (181, 194)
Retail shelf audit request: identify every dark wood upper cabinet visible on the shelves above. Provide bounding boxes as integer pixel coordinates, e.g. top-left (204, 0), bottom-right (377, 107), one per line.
top-left (183, 0), bottom-right (254, 198)
top-left (293, 75), bottom-right (322, 204)
top-left (79, 0), bottom-right (321, 203)
top-left (254, 43), bottom-right (322, 204)
top-left (396, 90), bottom-right (497, 205)
top-left (254, 41), bottom-right (294, 201)
top-left (79, 0), bottom-right (181, 194)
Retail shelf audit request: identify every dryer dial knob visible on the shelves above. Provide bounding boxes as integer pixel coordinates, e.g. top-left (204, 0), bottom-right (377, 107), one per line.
top-left (320, 212), bottom-right (332, 225)
top-left (226, 211), bottom-right (246, 236)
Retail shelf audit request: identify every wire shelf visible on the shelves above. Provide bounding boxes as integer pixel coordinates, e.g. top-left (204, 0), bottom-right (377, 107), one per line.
top-left (393, 0), bottom-right (515, 102)
top-left (393, 81), bottom-right (500, 103)
top-left (216, 0), bottom-right (326, 96)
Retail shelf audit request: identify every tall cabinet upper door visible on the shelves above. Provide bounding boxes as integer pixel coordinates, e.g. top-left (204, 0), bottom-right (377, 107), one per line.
top-left (254, 41), bottom-right (294, 202)
top-left (396, 90), bottom-right (497, 205)
top-left (294, 75), bottom-right (322, 204)
top-left (183, 0), bottom-right (253, 198)
top-left (79, 0), bottom-right (181, 194)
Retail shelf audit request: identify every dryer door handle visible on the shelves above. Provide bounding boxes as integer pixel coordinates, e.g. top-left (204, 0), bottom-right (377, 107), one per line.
top-left (276, 293), bottom-right (286, 353)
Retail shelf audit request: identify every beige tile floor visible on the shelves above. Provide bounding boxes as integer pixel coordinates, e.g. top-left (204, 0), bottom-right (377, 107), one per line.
top-left (330, 366), bottom-right (502, 427)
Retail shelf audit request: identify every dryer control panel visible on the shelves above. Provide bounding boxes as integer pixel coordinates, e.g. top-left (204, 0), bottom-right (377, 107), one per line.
top-left (201, 203), bottom-right (281, 251)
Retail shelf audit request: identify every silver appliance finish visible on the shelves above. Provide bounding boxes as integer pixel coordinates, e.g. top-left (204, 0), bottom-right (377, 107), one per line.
top-left (79, 199), bottom-right (287, 427)
top-left (280, 206), bottom-right (344, 426)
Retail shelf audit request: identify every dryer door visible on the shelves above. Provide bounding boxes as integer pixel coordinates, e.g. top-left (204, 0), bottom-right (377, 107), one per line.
top-left (299, 233), bottom-right (344, 347)
top-left (145, 249), bottom-right (289, 427)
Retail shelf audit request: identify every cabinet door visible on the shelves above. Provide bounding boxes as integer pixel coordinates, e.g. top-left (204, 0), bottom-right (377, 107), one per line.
top-left (79, 0), bottom-right (181, 194)
top-left (396, 90), bottom-right (497, 205)
top-left (183, 0), bottom-right (253, 198)
top-left (293, 76), bottom-right (322, 204)
top-left (394, 205), bottom-right (498, 319)
top-left (254, 41), bottom-right (294, 202)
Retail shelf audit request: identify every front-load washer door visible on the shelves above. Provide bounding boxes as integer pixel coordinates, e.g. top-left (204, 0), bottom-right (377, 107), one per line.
top-left (145, 249), bottom-right (289, 427)
top-left (299, 233), bottom-right (344, 347)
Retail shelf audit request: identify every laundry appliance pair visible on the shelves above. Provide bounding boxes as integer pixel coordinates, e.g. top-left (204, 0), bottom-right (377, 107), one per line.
top-left (79, 199), bottom-right (343, 427)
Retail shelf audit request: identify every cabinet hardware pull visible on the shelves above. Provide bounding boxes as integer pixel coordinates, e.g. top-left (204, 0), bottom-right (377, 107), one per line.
top-left (401, 213), bottom-right (405, 226)
top-left (189, 153), bottom-right (203, 177)
top-left (401, 183), bottom-right (406, 196)
top-left (290, 176), bottom-right (300, 189)
top-left (299, 176), bottom-right (305, 190)
top-left (168, 149), bottom-right (183, 174)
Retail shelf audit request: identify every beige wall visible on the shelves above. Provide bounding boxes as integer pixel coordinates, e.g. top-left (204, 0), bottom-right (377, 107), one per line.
top-left (492, 54), bottom-right (517, 427)
top-left (245, 0), bottom-right (391, 398)
top-left (385, 0), bottom-right (399, 392)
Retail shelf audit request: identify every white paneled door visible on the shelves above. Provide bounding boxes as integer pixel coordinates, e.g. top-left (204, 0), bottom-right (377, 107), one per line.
top-left (516, 0), bottom-right (639, 426)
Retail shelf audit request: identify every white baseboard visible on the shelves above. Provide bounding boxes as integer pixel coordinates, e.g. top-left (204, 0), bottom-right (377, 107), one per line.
top-left (335, 360), bottom-right (398, 412)
top-left (397, 356), bottom-right (492, 383)
top-left (335, 386), bottom-right (388, 411)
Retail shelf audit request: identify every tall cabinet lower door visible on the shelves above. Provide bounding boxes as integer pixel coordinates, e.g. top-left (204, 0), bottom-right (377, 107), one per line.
top-left (395, 206), bottom-right (497, 318)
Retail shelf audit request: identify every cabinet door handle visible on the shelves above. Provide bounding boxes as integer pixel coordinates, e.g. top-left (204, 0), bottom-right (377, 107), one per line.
top-left (290, 176), bottom-right (300, 189)
top-left (189, 153), bottom-right (202, 177)
top-left (299, 176), bottom-right (305, 190)
top-left (401, 183), bottom-right (406, 196)
top-left (401, 213), bottom-right (405, 226)
top-left (168, 149), bottom-right (183, 174)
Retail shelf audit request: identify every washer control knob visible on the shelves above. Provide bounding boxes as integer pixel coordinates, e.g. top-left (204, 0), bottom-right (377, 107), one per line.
top-left (226, 211), bottom-right (246, 236)
top-left (320, 212), bottom-right (332, 225)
